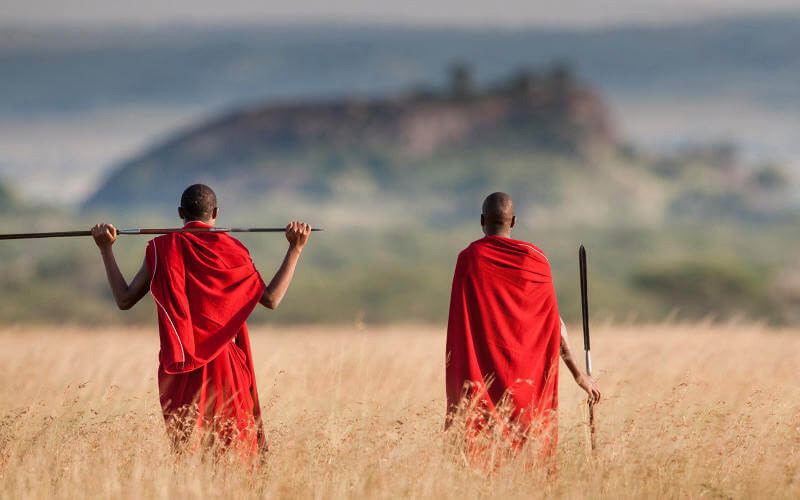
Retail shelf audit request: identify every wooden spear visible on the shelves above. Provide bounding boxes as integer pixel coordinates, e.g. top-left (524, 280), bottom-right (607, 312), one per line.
top-left (0, 227), bottom-right (323, 240)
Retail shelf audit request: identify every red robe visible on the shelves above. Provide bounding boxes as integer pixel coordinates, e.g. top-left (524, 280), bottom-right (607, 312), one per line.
top-left (145, 221), bottom-right (267, 454)
top-left (446, 236), bottom-right (561, 451)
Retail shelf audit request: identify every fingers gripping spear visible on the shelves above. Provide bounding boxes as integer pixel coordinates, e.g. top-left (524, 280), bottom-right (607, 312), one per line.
top-left (579, 245), bottom-right (597, 450)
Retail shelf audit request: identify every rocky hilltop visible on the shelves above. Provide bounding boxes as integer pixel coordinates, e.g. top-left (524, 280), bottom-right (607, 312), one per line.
top-left (83, 64), bottom-right (615, 210)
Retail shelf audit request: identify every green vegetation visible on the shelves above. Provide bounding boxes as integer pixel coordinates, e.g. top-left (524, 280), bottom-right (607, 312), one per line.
top-left (2, 146), bottom-right (799, 326)
top-left (1, 217), bottom-right (797, 326)
top-left (632, 260), bottom-right (772, 320)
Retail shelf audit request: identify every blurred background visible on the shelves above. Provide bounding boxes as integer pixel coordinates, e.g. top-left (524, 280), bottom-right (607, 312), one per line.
top-left (2, 1), bottom-right (800, 325)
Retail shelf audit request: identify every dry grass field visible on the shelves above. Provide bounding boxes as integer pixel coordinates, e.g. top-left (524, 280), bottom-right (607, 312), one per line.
top-left (1, 322), bottom-right (799, 499)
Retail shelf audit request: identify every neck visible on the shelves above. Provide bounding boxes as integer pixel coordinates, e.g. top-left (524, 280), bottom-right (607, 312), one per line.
top-left (484, 226), bottom-right (511, 238)
top-left (184, 219), bottom-right (214, 226)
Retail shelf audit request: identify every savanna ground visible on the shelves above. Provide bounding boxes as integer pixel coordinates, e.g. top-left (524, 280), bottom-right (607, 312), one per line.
top-left (0, 322), bottom-right (799, 499)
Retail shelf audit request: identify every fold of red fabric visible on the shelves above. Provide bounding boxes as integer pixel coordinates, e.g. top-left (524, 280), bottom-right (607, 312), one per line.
top-left (446, 235), bottom-right (561, 449)
top-left (145, 221), bottom-right (267, 453)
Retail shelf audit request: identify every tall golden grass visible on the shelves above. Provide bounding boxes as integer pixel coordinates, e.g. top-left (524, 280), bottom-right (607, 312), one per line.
top-left (0, 322), bottom-right (798, 498)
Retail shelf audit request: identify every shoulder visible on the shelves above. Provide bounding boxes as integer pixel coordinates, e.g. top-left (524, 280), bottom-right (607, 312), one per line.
top-left (493, 236), bottom-right (553, 269)
top-left (458, 239), bottom-right (483, 261)
top-left (148, 234), bottom-right (172, 247)
top-left (455, 239), bottom-right (488, 270)
top-left (146, 234), bottom-right (174, 255)
top-left (215, 233), bottom-right (256, 265)
top-left (146, 236), bottom-right (159, 253)
top-left (513, 240), bottom-right (549, 263)
top-left (220, 233), bottom-right (251, 254)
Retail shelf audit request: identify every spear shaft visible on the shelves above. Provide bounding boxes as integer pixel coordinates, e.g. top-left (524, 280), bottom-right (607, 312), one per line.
top-left (579, 244), bottom-right (596, 450)
top-left (0, 227), bottom-right (323, 240)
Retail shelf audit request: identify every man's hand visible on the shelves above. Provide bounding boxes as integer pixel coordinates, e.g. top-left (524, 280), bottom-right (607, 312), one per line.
top-left (92, 222), bottom-right (150, 310)
top-left (261, 222), bottom-right (310, 309)
top-left (559, 318), bottom-right (601, 405)
top-left (576, 373), bottom-right (601, 405)
top-left (91, 223), bottom-right (117, 248)
top-left (285, 221), bottom-right (311, 249)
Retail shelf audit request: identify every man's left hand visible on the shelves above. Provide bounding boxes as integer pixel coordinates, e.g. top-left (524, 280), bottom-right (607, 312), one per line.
top-left (285, 221), bottom-right (311, 249)
top-left (576, 373), bottom-right (601, 405)
top-left (91, 223), bottom-right (117, 248)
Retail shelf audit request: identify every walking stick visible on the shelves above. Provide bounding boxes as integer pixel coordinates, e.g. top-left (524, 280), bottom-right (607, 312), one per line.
top-left (0, 227), bottom-right (323, 240)
top-left (579, 244), bottom-right (596, 450)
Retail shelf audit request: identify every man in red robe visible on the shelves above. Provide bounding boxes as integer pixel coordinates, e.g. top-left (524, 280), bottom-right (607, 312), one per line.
top-left (446, 192), bottom-right (600, 454)
top-left (91, 184), bottom-right (311, 455)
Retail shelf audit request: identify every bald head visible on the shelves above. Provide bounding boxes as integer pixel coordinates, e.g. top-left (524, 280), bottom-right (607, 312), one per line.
top-left (481, 192), bottom-right (516, 237)
top-left (179, 184), bottom-right (218, 223)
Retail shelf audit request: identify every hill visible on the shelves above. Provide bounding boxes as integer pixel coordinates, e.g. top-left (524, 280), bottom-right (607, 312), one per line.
top-left (83, 64), bottom-right (614, 211)
top-left (82, 64), bottom-right (793, 229)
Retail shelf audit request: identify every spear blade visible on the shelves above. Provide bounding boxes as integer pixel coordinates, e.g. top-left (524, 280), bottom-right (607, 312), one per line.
top-left (579, 244), bottom-right (591, 374)
top-left (579, 244), bottom-right (596, 450)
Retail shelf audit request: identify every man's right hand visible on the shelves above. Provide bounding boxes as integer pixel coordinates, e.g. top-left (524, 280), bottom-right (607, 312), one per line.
top-left (576, 373), bottom-right (601, 405)
top-left (91, 223), bottom-right (117, 248)
top-left (285, 221), bottom-right (311, 249)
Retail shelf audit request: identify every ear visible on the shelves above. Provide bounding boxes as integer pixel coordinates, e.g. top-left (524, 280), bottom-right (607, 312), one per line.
top-left (510, 215), bottom-right (516, 228)
top-left (480, 214), bottom-right (486, 226)
top-left (212, 207), bottom-right (219, 219)
top-left (178, 207), bottom-right (185, 220)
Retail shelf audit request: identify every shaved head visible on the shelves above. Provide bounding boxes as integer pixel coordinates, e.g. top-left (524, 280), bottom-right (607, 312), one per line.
top-left (180, 184), bottom-right (218, 222)
top-left (482, 192), bottom-right (514, 224)
top-left (481, 192), bottom-right (516, 236)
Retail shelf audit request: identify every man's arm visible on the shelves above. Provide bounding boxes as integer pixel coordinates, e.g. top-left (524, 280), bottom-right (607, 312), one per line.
top-left (92, 223), bottom-right (151, 310)
top-left (559, 317), bottom-right (601, 404)
top-left (260, 221), bottom-right (311, 310)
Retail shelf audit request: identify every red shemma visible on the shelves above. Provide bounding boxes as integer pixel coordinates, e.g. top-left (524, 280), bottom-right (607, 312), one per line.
top-left (446, 235), bottom-right (561, 451)
top-left (147, 221), bottom-right (267, 454)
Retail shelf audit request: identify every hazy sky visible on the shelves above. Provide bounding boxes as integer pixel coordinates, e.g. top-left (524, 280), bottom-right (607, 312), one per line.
top-left (3, 0), bottom-right (800, 27)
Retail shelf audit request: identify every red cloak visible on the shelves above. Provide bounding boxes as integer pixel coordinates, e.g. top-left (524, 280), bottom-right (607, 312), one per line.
top-left (446, 236), bottom-right (561, 450)
top-left (145, 221), bottom-right (267, 454)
